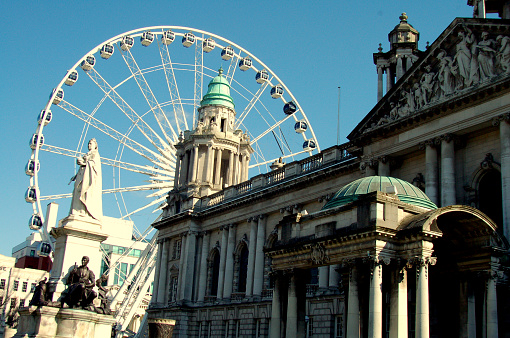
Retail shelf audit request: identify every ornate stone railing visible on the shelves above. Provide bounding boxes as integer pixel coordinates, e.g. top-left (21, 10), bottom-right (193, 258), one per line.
top-left (261, 289), bottom-right (273, 299)
top-left (198, 144), bottom-right (355, 210)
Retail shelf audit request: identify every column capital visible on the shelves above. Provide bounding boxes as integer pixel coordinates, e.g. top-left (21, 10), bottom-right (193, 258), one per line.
top-left (220, 225), bottom-right (229, 231)
top-left (407, 256), bottom-right (437, 268)
top-left (363, 255), bottom-right (390, 275)
top-left (492, 113), bottom-right (510, 126)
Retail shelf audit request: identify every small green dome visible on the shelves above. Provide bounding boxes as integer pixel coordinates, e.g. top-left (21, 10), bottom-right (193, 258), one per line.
top-left (322, 176), bottom-right (437, 210)
top-left (200, 68), bottom-right (235, 109)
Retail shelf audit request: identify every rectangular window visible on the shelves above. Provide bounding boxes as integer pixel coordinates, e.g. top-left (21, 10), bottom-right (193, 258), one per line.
top-left (335, 315), bottom-right (344, 338)
top-left (169, 276), bottom-right (178, 302)
top-left (13, 281), bottom-right (19, 291)
top-left (172, 239), bottom-right (181, 260)
top-left (22, 282), bottom-right (28, 292)
top-left (19, 299), bottom-right (25, 308)
top-left (10, 298), bottom-right (16, 309)
top-left (30, 250), bottom-right (35, 257)
top-left (0, 279), bottom-right (5, 290)
top-left (31, 283), bottom-right (36, 293)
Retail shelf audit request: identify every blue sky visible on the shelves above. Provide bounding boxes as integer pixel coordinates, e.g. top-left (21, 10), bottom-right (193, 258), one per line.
top-left (0, 1), bottom-right (474, 257)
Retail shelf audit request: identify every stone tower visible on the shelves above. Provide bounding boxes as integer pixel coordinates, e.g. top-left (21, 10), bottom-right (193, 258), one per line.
top-left (166, 69), bottom-right (254, 215)
top-left (373, 13), bottom-right (422, 101)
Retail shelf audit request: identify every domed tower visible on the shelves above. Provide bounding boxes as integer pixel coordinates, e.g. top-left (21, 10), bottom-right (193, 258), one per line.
top-left (374, 13), bottom-right (422, 101)
top-left (169, 68), bottom-right (253, 212)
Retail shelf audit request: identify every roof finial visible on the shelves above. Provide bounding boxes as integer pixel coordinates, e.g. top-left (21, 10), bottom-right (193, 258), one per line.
top-left (218, 67), bottom-right (223, 76)
top-left (378, 43), bottom-right (383, 52)
top-left (400, 12), bottom-right (408, 22)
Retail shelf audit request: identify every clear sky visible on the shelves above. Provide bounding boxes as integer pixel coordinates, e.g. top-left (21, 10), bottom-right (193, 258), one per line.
top-left (0, 1), bottom-right (475, 257)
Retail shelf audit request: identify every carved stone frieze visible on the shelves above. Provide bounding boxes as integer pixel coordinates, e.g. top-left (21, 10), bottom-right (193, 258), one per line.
top-left (308, 243), bottom-right (330, 265)
top-left (364, 23), bottom-right (510, 134)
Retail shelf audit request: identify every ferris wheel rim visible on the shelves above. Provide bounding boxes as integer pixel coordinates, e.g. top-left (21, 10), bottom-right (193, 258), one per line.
top-left (29, 25), bottom-right (320, 242)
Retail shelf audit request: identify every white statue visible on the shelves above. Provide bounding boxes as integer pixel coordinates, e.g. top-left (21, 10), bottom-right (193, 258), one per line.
top-left (497, 35), bottom-right (510, 74)
top-left (477, 31), bottom-right (496, 81)
top-left (69, 138), bottom-right (103, 221)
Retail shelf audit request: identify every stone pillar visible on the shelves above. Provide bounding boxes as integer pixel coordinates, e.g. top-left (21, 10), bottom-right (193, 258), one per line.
top-left (205, 145), bottom-right (213, 184)
top-left (499, 118), bottom-right (510, 238)
top-left (173, 155), bottom-right (181, 188)
top-left (243, 155), bottom-right (250, 182)
top-left (368, 259), bottom-right (383, 338)
top-left (424, 141), bottom-right (439, 206)
top-left (319, 266), bottom-right (330, 291)
top-left (223, 224), bottom-right (236, 299)
top-left (233, 152), bottom-right (239, 185)
top-left (389, 264), bottom-right (407, 338)
top-left (406, 56), bottom-right (413, 71)
top-left (487, 272), bottom-right (499, 338)
top-left (329, 265), bottom-right (340, 289)
top-left (179, 151), bottom-right (189, 186)
top-left (377, 65), bottom-right (384, 101)
top-left (177, 234), bottom-right (188, 301)
top-left (459, 276), bottom-right (476, 338)
top-left (246, 218), bottom-right (258, 297)
top-left (228, 150), bottom-right (234, 187)
top-left (197, 232), bottom-right (210, 303)
top-left (386, 67), bottom-right (393, 93)
top-left (214, 148), bottom-right (222, 186)
top-left (396, 56), bottom-right (404, 81)
top-left (156, 240), bottom-right (169, 304)
top-left (183, 231), bottom-right (197, 302)
top-left (415, 257), bottom-right (435, 338)
top-left (191, 145), bottom-right (199, 182)
top-left (347, 263), bottom-right (360, 338)
top-left (217, 226), bottom-right (228, 299)
top-left (378, 156), bottom-right (390, 176)
top-left (286, 273), bottom-right (298, 338)
top-left (253, 215), bottom-right (266, 297)
top-left (270, 275), bottom-right (281, 338)
top-left (440, 134), bottom-right (456, 206)
top-left (151, 240), bottom-right (163, 304)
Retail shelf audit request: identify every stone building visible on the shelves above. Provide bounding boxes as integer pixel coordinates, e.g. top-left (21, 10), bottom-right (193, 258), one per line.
top-left (147, 2), bottom-right (510, 337)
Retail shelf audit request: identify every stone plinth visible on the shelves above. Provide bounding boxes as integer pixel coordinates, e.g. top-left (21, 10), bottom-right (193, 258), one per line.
top-left (49, 215), bottom-right (107, 301)
top-left (11, 306), bottom-right (115, 338)
top-left (148, 318), bottom-right (176, 338)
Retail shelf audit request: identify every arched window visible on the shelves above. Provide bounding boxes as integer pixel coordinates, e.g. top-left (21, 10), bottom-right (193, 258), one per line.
top-left (238, 245), bottom-right (249, 293)
top-left (478, 169), bottom-right (503, 228)
top-left (209, 249), bottom-right (221, 297)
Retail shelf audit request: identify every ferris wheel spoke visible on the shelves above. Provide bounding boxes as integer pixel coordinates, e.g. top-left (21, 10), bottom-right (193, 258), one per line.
top-left (157, 38), bottom-right (189, 132)
top-left (58, 100), bottom-right (174, 168)
top-left (41, 144), bottom-right (172, 176)
top-left (39, 182), bottom-right (173, 201)
top-left (226, 52), bottom-right (240, 84)
top-left (235, 82), bottom-right (270, 129)
top-left (86, 69), bottom-right (172, 158)
top-left (248, 150), bottom-right (310, 169)
top-left (119, 195), bottom-right (168, 220)
top-left (249, 113), bottom-right (294, 144)
top-left (193, 38), bottom-right (204, 127)
top-left (119, 48), bottom-right (179, 143)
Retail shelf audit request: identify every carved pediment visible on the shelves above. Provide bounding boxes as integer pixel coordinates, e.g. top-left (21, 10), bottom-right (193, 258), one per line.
top-left (351, 18), bottom-right (510, 139)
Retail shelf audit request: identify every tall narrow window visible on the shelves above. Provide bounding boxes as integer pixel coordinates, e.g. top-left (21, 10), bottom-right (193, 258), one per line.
top-left (13, 281), bottom-right (19, 291)
top-left (211, 250), bottom-right (221, 297)
top-left (238, 245), bottom-right (249, 293)
top-left (478, 169), bottom-right (503, 228)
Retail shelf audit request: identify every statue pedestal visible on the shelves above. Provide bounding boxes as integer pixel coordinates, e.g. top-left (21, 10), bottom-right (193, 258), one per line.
top-left (49, 215), bottom-right (107, 301)
top-left (12, 306), bottom-right (115, 338)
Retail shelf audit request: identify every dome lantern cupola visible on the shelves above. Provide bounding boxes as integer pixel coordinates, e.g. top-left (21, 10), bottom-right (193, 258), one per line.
top-left (200, 67), bottom-right (235, 110)
top-left (388, 12), bottom-right (420, 51)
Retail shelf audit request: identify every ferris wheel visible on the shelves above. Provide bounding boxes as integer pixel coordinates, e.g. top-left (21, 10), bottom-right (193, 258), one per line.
top-left (25, 26), bottom-right (320, 254)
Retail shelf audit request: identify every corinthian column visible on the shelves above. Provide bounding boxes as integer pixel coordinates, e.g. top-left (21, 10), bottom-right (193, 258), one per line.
top-left (346, 262), bottom-right (360, 338)
top-left (223, 224), bottom-right (236, 299)
top-left (415, 257), bottom-right (436, 338)
top-left (156, 239), bottom-right (169, 304)
top-left (174, 154), bottom-right (181, 188)
top-left (217, 226), bottom-right (228, 299)
top-left (192, 145), bottom-right (199, 182)
top-left (228, 150), bottom-right (234, 186)
top-left (440, 134), bottom-right (456, 206)
top-left (197, 231), bottom-right (210, 302)
top-left (368, 258), bottom-right (384, 338)
top-left (377, 65), bottom-right (384, 101)
top-left (214, 148), bottom-right (222, 186)
top-left (423, 140), bottom-right (438, 205)
top-left (205, 144), bottom-right (213, 184)
top-left (253, 215), bottom-right (266, 297)
top-left (245, 217), bottom-right (258, 297)
top-left (497, 116), bottom-right (510, 238)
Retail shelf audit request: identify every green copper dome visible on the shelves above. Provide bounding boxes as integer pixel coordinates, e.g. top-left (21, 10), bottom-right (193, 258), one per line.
top-left (322, 176), bottom-right (437, 210)
top-left (200, 68), bottom-right (235, 109)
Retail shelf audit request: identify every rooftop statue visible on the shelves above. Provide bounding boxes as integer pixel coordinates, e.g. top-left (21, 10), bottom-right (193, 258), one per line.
top-left (63, 256), bottom-right (97, 310)
top-left (69, 138), bottom-right (102, 221)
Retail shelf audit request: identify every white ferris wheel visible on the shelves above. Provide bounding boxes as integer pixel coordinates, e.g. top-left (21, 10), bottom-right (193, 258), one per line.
top-left (25, 26), bottom-right (320, 261)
